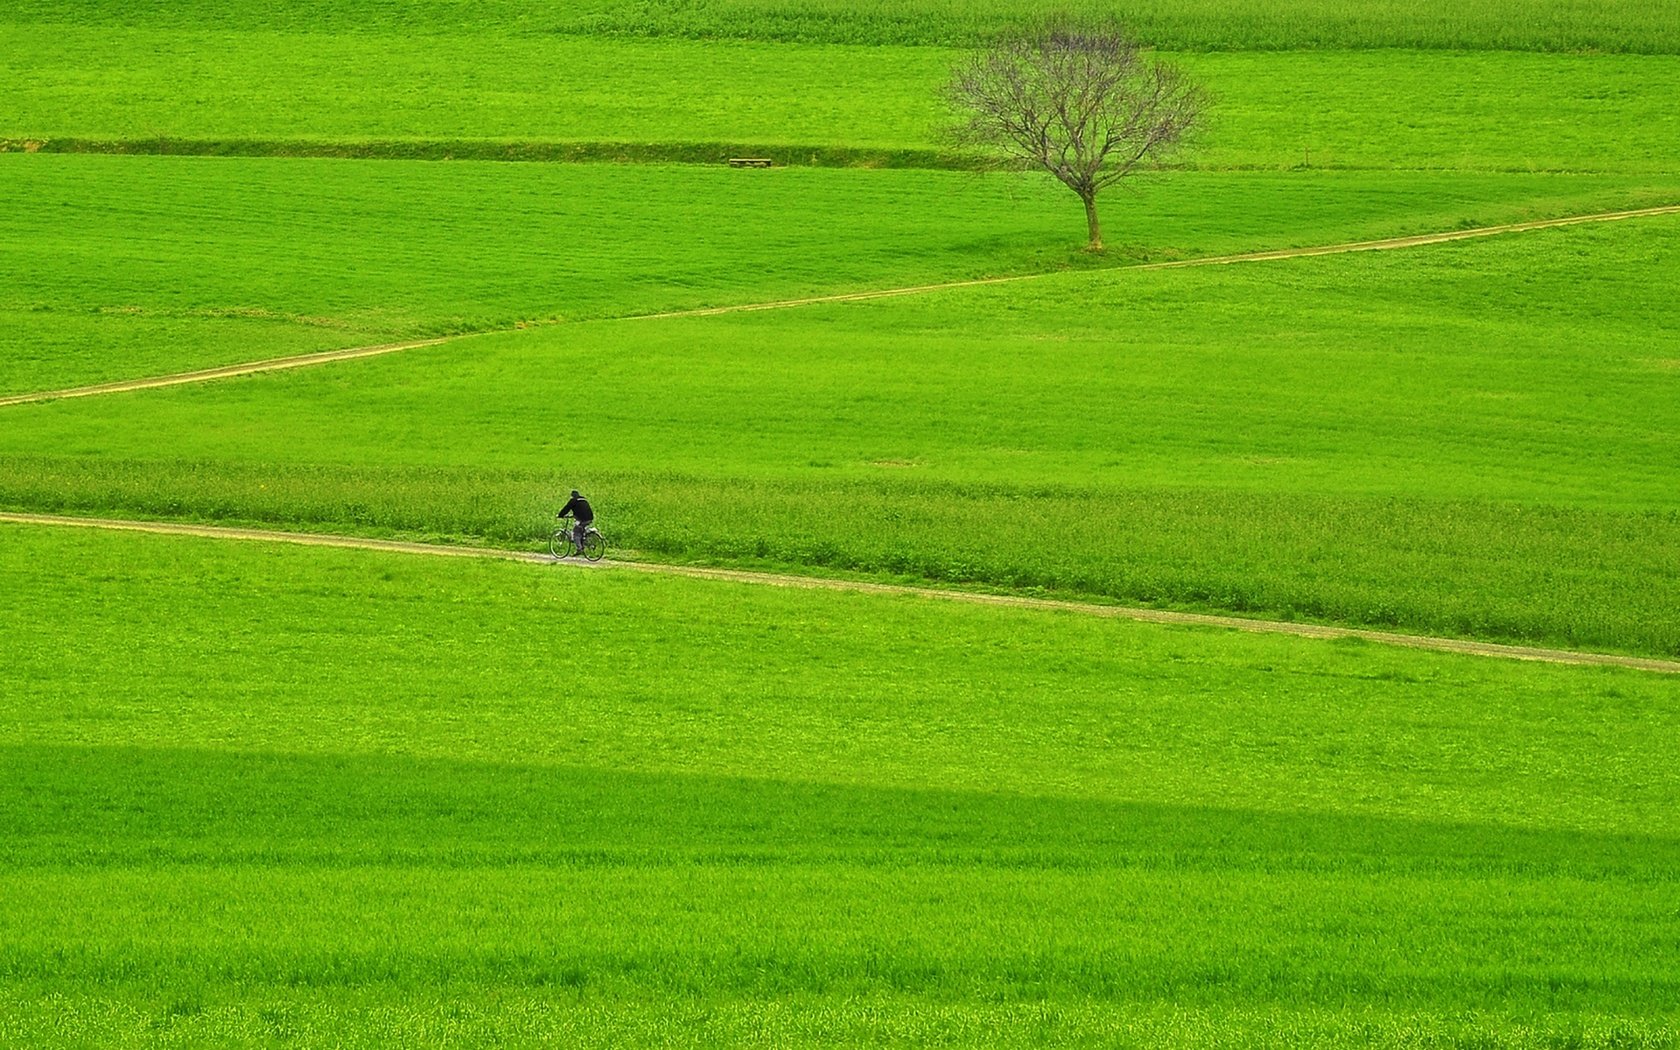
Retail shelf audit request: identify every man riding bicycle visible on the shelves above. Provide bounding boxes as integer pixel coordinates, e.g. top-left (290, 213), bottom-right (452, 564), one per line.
top-left (557, 489), bottom-right (595, 553)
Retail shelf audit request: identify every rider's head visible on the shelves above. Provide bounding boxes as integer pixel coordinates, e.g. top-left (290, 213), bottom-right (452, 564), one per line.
top-left (571, 489), bottom-right (581, 498)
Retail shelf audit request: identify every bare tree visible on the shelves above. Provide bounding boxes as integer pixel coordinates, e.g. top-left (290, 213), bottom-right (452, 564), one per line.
top-left (946, 21), bottom-right (1206, 251)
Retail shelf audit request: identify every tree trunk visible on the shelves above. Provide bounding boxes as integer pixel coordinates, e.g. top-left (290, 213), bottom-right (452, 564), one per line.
top-left (1082, 192), bottom-right (1103, 251)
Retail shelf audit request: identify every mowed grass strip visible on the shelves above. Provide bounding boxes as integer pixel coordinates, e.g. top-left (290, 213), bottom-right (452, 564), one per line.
top-left (2, 523), bottom-right (1677, 1045)
top-left (9, 31), bottom-right (1680, 174)
top-left (7, 0), bottom-right (1679, 52)
top-left (4, 218), bottom-right (1676, 654)
top-left (3, 152), bottom-right (1673, 392)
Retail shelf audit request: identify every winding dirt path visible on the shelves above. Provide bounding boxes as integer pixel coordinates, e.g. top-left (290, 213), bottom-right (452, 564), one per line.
top-left (3, 203), bottom-right (1676, 410)
top-left (6, 511), bottom-right (1676, 675)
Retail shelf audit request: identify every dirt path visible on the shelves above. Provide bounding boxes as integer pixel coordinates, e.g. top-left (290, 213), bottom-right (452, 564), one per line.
top-left (6, 511), bottom-right (1676, 675)
top-left (645, 203), bottom-right (1680, 318)
top-left (0, 337), bottom-right (453, 409)
top-left (4, 203), bottom-right (1676, 410)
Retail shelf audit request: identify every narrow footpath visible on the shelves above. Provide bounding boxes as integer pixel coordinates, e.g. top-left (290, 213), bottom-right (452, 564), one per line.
top-left (5, 511), bottom-right (1676, 675)
top-left (3, 203), bottom-right (1676, 410)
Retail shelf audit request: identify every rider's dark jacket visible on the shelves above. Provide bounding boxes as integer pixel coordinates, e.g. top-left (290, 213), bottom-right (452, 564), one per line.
top-left (560, 495), bottom-right (594, 524)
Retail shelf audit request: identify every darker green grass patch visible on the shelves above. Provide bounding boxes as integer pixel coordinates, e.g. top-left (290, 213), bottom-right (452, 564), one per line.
top-left (5, 744), bottom-right (1678, 883)
top-left (5, 744), bottom-right (1679, 1008)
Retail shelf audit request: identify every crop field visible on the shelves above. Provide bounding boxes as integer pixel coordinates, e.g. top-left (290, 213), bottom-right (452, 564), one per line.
top-left (3, 0), bottom-right (1678, 1045)
top-left (4, 524), bottom-right (1678, 1045)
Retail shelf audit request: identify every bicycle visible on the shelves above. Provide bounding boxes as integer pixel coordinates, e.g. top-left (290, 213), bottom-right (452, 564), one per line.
top-left (551, 515), bottom-right (607, 562)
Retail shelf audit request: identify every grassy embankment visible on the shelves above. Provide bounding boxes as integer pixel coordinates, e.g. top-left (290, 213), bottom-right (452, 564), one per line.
top-left (3, 523), bottom-right (1676, 1045)
top-left (5, 217), bottom-right (1677, 654)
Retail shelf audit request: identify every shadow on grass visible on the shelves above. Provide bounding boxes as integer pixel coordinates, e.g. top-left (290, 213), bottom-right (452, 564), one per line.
top-left (4, 745), bottom-right (1679, 1011)
top-left (4, 743), bottom-right (1674, 878)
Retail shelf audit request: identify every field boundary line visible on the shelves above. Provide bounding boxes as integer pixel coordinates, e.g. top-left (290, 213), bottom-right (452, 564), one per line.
top-left (7, 511), bottom-right (1677, 675)
top-left (3, 203), bottom-right (1676, 409)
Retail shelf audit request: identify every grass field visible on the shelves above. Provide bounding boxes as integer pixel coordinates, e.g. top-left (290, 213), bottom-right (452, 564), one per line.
top-left (10, 32), bottom-right (1680, 175)
top-left (8, 153), bottom-right (1672, 393)
top-left (5, 0), bottom-right (1678, 1043)
top-left (7, 0), bottom-right (1680, 51)
top-left (4, 217), bottom-right (1676, 654)
top-left (3, 524), bottom-right (1677, 1045)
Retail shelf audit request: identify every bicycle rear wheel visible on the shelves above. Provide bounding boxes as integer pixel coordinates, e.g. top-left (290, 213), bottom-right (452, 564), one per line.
top-left (582, 530), bottom-right (607, 562)
top-left (550, 528), bottom-right (575, 559)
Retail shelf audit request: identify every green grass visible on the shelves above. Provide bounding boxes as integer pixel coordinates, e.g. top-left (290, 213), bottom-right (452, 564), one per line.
top-left (7, 153), bottom-right (1670, 393)
top-left (9, 31), bottom-right (1680, 174)
top-left (7, 0), bottom-right (1680, 51)
top-left (3, 216), bottom-right (1676, 654)
top-left (2, 523), bottom-right (1676, 1045)
top-left (562, 0), bottom-right (1680, 52)
top-left (13, 459), bottom-right (1677, 655)
top-left (0, 311), bottom-right (357, 398)
top-left (7, 0), bottom-right (1679, 1041)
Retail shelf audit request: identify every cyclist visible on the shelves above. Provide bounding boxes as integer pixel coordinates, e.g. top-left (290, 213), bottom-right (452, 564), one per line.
top-left (557, 489), bottom-right (595, 553)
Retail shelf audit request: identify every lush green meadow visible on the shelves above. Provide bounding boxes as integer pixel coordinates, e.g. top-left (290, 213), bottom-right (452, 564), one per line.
top-left (5, 217), bottom-right (1677, 654)
top-left (3, 524), bottom-right (1677, 1045)
top-left (9, 153), bottom-right (1671, 393)
top-left (4, 0), bottom-right (1679, 1042)
top-left (9, 0), bottom-right (1680, 169)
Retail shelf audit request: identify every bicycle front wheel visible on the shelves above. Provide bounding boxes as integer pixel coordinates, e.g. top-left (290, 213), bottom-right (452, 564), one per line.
top-left (582, 531), bottom-right (607, 562)
top-left (550, 528), bottom-right (575, 559)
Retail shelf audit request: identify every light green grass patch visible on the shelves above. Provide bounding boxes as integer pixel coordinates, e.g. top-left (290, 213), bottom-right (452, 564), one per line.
top-left (9, 31), bottom-right (1680, 173)
top-left (3, 152), bottom-right (1673, 392)
top-left (0, 311), bottom-right (358, 398)
top-left (563, 0), bottom-right (1680, 52)
top-left (2, 523), bottom-right (1676, 1045)
top-left (7, 0), bottom-right (1680, 52)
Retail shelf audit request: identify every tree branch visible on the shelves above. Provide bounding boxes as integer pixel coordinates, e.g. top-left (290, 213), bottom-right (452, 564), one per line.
top-left (944, 18), bottom-right (1207, 248)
